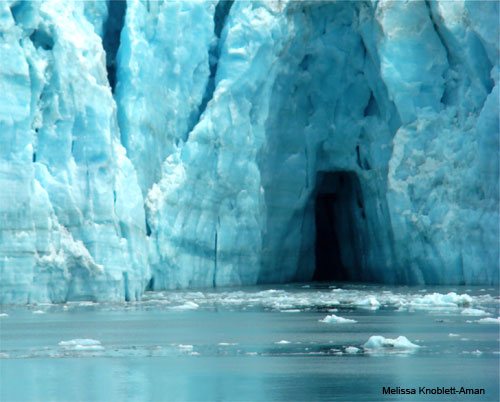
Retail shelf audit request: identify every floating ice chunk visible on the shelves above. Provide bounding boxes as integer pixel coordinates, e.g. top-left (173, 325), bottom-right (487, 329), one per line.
top-left (58, 339), bottom-right (104, 351)
top-left (363, 335), bottom-right (420, 349)
top-left (353, 297), bottom-right (381, 309)
top-left (218, 342), bottom-right (238, 346)
top-left (280, 309), bottom-right (300, 313)
top-left (32, 310), bottom-right (45, 314)
top-left (275, 340), bottom-right (291, 344)
top-left (461, 308), bottom-right (489, 316)
top-left (411, 292), bottom-right (472, 308)
top-left (471, 350), bottom-right (483, 355)
top-left (0, 313), bottom-right (8, 317)
top-left (178, 344), bottom-right (194, 350)
top-left (344, 346), bottom-right (360, 354)
top-left (170, 302), bottom-right (199, 310)
top-left (448, 333), bottom-right (460, 337)
top-left (319, 314), bottom-right (357, 324)
top-left (476, 317), bottom-right (500, 324)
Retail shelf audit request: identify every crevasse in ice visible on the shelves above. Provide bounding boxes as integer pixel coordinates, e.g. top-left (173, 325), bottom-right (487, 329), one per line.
top-left (0, 0), bottom-right (498, 303)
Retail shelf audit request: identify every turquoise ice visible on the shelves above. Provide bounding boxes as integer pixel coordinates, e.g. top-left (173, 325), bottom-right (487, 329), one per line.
top-left (0, 0), bottom-right (498, 303)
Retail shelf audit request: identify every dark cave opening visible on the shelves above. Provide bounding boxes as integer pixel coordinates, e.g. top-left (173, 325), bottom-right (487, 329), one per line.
top-left (313, 171), bottom-right (366, 282)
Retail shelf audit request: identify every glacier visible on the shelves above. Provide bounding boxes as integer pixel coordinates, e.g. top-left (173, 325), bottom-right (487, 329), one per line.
top-left (0, 0), bottom-right (498, 303)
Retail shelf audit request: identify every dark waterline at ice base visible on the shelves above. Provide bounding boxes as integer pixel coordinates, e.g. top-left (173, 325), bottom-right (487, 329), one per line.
top-left (1, 283), bottom-right (498, 402)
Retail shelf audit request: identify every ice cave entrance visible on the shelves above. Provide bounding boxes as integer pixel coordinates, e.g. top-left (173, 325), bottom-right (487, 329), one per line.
top-left (313, 171), bottom-right (366, 282)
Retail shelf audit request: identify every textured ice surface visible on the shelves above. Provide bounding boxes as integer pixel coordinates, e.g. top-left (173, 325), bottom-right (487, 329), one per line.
top-left (58, 339), bottom-right (104, 351)
top-left (476, 317), bottom-right (500, 324)
top-left (363, 335), bottom-right (420, 350)
top-left (0, 1), bottom-right (498, 303)
top-left (319, 314), bottom-right (357, 324)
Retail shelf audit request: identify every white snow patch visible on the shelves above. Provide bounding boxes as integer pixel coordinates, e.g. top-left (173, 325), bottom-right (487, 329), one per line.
top-left (319, 314), bottom-right (357, 324)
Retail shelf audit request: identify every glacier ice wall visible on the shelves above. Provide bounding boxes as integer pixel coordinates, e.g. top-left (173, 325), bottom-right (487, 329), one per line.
top-left (0, 0), bottom-right (498, 303)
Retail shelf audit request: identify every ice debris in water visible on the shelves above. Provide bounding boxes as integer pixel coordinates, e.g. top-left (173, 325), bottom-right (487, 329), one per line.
top-left (476, 317), bottom-right (500, 324)
top-left (363, 336), bottom-right (420, 349)
top-left (344, 346), bottom-right (361, 354)
top-left (170, 302), bottom-right (199, 311)
top-left (58, 339), bottom-right (104, 351)
top-left (275, 340), bottom-right (291, 344)
top-left (410, 292), bottom-right (473, 307)
top-left (319, 314), bottom-right (357, 324)
top-left (353, 297), bottom-right (381, 309)
top-left (461, 308), bottom-right (490, 316)
top-left (0, 313), bottom-right (8, 317)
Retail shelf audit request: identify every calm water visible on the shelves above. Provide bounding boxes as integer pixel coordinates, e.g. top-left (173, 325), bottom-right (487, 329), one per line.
top-left (1, 283), bottom-right (499, 401)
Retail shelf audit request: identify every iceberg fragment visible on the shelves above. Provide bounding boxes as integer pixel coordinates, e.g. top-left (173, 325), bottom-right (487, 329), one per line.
top-left (363, 335), bottom-right (420, 350)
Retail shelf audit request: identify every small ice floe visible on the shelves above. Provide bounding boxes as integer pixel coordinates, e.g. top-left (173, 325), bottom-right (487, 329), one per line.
top-left (0, 353), bottom-right (9, 358)
top-left (32, 310), bottom-right (45, 314)
top-left (78, 301), bottom-right (97, 307)
top-left (344, 346), bottom-right (360, 354)
top-left (461, 308), bottom-right (489, 316)
top-left (448, 333), bottom-right (460, 337)
top-left (275, 340), bottom-right (291, 344)
top-left (58, 339), bottom-right (104, 351)
top-left (280, 309), bottom-right (300, 313)
top-left (319, 314), bottom-right (357, 324)
top-left (327, 308), bottom-right (338, 313)
top-left (476, 317), bottom-right (500, 324)
top-left (353, 297), bottom-right (380, 309)
top-left (178, 344), bottom-right (194, 351)
top-left (0, 313), bottom-right (8, 317)
top-left (411, 292), bottom-right (472, 308)
top-left (218, 342), bottom-right (238, 346)
top-left (170, 302), bottom-right (199, 311)
top-left (462, 350), bottom-right (483, 355)
top-left (363, 335), bottom-right (420, 350)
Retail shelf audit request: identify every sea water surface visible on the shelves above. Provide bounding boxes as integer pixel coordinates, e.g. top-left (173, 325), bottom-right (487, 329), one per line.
top-left (0, 283), bottom-right (499, 401)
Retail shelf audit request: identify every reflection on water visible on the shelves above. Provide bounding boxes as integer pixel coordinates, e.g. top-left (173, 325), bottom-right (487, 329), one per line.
top-left (1, 283), bottom-right (499, 401)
